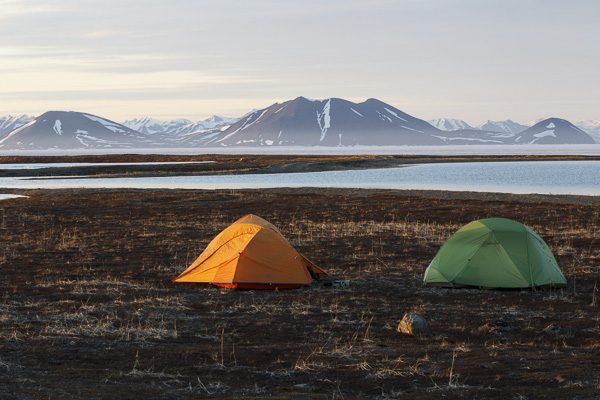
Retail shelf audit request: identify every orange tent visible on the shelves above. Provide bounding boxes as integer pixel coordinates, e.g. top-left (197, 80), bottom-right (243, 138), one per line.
top-left (173, 214), bottom-right (326, 289)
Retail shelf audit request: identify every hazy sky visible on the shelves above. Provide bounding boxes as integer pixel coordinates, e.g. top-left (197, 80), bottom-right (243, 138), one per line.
top-left (0, 0), bottom-right (598, 124)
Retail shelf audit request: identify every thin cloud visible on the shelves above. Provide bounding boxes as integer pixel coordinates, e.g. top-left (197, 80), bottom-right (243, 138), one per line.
top-left (80, 30), bottom-right (122, 39)
top-left (0, 0), bottom-right (598, 122)
top-left (0, 0), bottom-right (63, 19)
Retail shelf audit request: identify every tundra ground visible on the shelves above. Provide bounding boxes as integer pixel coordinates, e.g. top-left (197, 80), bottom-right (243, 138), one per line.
top-left (0, 187), bottom-right (599, 399)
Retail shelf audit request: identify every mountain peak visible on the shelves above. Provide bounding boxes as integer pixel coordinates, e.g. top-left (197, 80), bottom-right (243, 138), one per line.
top-left (2, 104), bottom-right (597, 148)
top-left (363, 98), bottom-right (385, 105)
top-left (532, 117), bottom-right (581, 130)
top-left (428, 118), bottom-right (473, 131)
top-left (293, 96), bottom-right (331, 103)
top-left (478, 120), bottom-right (528, 135)
top-left (199, 96), bottom-right (443, 147)
top-left (0, 110), bottom-right (152, 149)
top-left (515, 117), bottom-right (594, 144)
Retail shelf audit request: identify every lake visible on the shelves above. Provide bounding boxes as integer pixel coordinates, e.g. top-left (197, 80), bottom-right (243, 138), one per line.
top-left (0, 161), bottom-right (598, 196)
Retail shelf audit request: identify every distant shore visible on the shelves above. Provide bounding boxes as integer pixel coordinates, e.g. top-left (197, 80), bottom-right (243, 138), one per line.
top-left (1, 153), bottom-right (600, 179)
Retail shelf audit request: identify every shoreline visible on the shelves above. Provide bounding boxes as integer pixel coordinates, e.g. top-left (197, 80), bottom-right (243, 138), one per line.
top-left (0, 143), bottom-right (599, 157)
top-left (3, 187), bottom-right (600, 205)
top-left (1, 154), bottom-right (599, 179)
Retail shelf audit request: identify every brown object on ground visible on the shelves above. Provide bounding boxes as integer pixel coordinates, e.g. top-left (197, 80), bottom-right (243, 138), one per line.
top-left (397, 312), bottom-right (433, 337)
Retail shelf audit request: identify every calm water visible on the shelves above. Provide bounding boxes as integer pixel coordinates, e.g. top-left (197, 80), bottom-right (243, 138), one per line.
top-left (0, 161), bottom-right (598, 196)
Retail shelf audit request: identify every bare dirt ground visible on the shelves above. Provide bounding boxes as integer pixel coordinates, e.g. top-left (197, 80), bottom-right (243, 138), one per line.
top-left (0, 187), bottom-right (598, 399)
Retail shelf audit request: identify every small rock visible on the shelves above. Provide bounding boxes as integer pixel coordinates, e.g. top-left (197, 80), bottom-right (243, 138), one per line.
top-left (397, 312), bottom-right (432, 337)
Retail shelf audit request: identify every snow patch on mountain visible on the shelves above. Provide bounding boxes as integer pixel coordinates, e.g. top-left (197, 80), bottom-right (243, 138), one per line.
top-left (428, 118), bottom-right (473, 131)
top-left (122, 117), bottom-right (171, 135)
top-left (385, 108), bottom-right (407, 121)
top-left (216, 112), bottom-right (261, 143)
top-left (317, 99), bottom-right (331, 141)
top-left (84, 114), bottom-right (129, 133)
top-left (533, 130), bottom-right (556, 139)
top-left (0, 119), bottom-right (36, 145)
top-left (0, 115), bottom-right (34, 138)
top-left (377, 110), bottom-right (392, 123)
top-left (477, 120), bottom-right (527, 135)
top-left (274, 104), bottom-right (287, 114)
top-left (433, 135), bottom-right (504, 144)
top-left (53, 120), bottom-right (62, 135)
top-left (350, 108), bottom-right (363, 117)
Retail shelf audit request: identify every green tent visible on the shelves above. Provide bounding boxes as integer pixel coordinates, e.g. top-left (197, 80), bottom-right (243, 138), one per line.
top-left (423, 217), bottom-right (566, 288)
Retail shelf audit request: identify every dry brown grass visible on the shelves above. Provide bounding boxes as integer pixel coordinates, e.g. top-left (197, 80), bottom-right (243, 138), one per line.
top-left (0, 188), bottom-right (598, 399)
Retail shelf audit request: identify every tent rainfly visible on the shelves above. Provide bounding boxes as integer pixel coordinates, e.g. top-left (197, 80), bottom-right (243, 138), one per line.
top-left (173, 214), bottom-right (326, 289)
top-left (423, 217), bottom-right (566, 289)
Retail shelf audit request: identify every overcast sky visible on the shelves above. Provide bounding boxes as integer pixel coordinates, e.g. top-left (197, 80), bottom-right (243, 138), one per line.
top-left (0, 0), bottom-right (598, 124)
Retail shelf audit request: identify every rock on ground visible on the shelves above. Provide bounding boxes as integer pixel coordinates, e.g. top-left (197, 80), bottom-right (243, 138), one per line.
top-left (397, 312), bottom-right (432, 337)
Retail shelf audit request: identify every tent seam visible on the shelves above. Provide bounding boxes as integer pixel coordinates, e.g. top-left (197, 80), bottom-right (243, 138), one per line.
top-left (447, 230), bottom-right (492, 284)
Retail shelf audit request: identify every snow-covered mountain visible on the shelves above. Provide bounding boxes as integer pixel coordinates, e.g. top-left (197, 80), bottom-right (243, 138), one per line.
top-left (121, 117), bottom-right (191, 135)
top-left (122, 115), bottom-right (238, 137)
top-left (201, 115), bottom-right (238, 129)
top-left (0, 115), bottom-right (34, 139)
top-left (576, 120), bottom-right (600, 143)
top-left (200, 97), bottom-right (446, 146)
top-left (0, 111), bottom-right (158, 149)
top-left (478, 120), bottom-right (528, 136)
top-left (428, 118), bottom-right (473, 131)
top-left (515, 118), bottom-right (595, 144)
top-left (1, 106), bottom-right (596, 149)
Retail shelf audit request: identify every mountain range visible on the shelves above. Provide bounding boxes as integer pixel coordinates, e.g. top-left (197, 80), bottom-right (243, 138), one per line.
top-left (122, 115), bottom-right (237, 136)
top-left (429, 118), bottom-right (530, 136)
top-left (0, 98), bottom-right (597, 149)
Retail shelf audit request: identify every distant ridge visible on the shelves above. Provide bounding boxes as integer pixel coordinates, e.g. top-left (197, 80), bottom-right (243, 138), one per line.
top-left (200, 97), bottom-right (445, 146)
top-left (122, 115), bottom-right (237, 137)
top-left (576, 120), bottom-right (600, 143)
top-left (0, 100), bottom-right (596, 148)
top-left (428, 118), bottom-right (473, 131)
top-left (515, 118), bottom-right (595, 144)
top-left (0, 115), bottom-right (33, 139)
top-left (478, 120), bottom-right (528, 136)
top-left (0, 111), bottom-right (155, 149)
